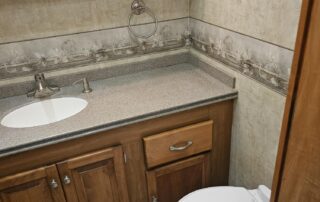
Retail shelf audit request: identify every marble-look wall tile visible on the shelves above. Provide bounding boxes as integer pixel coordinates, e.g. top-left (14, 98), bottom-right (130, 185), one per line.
top-left (0, 49), bottom-right (189, 99)
top-left (0, 18), bottom-right (190, 80)
top-left (191, 50), bottom-right (285, 189)
top-left (0, 0), bottom-right (189, 43)
top-left (190, 18), bottom-right (294, 95)
top-left (230, 73), bottom-right (285, 188)
top-left (190, 0), bottom-right (302, 49)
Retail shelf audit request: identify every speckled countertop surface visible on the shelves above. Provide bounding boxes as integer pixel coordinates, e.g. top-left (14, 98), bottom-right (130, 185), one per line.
top-left (0, 63), bottom-right (237, 157)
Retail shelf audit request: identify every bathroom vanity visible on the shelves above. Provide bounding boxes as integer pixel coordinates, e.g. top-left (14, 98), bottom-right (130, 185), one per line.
top-left (0, 56), bottom-right (237, 202)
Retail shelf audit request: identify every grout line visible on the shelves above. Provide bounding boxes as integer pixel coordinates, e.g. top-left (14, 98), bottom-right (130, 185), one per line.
top-left (189, 17), bottom-right (294, 51)
top-left (0, 17), bottom-right (189, 46)
top-left (188, 0), bottom-right (191, 26)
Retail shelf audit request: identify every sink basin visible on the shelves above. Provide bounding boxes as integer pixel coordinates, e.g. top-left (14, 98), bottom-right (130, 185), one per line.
top-left (1, 97), bottom-right (88, 128)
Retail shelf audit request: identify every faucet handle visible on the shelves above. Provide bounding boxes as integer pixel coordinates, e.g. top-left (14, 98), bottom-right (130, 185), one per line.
top-left (73, 78), bottom-right (93, 93)
top-left (34, 73), bottom-right (59, 91)
top-left (34, 73), bottom-right (47, 90)
top-left (34, 73), bottom-right (45, 81)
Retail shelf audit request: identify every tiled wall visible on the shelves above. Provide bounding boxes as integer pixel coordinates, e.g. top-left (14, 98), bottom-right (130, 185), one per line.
top-left (0, 19), bottom-right (189, 80)
top-left (190, 0), bottom-right (302, 49)
top-left (190, 0), bottom-right (302, 188)
top-left (0, 0), bottom-right (189, 43)
top-left (192, 50), bottom-right (286, 189)
top-left (0, 0), bottom-right (190, 80)
top-left (190, 19), bottom-right (293, 95)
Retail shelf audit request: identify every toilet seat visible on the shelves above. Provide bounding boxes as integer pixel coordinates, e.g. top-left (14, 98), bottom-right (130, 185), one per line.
top-left (179, 185), bottom-right (270, 202)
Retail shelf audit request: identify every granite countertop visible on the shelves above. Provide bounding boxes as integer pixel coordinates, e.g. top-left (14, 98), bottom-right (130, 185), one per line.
top-left (0, 63), bottom-right (237, 158)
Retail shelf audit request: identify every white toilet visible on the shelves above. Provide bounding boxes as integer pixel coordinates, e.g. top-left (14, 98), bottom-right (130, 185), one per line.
top-left (179, 185), bottom-right (271, 202)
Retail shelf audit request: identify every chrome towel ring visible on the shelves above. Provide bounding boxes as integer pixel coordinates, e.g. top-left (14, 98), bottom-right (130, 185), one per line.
top-left (128, 0), bottom-right (158, 39)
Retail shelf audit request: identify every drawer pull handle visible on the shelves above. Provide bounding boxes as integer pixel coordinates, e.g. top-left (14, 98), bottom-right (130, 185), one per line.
top-left (169, 141), bottom-right (193, 151)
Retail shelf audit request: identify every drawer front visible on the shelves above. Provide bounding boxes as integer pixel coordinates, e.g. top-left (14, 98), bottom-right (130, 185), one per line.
top-left (143, 120), bottom-right (213, 168)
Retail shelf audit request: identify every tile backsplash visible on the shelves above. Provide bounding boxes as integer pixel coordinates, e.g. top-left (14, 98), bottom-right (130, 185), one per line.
top-left (190, 0), bottom-right (302, 49)
top-left (0, 18), bottom-right (190, 80)
top-left (0, 0), bottom-right (189, 43)
top-left (189, 0), bottom-right (301, 189)
top-left (0, 16), bottom-right (294, 96)
top-left (190, 18), bottom-right (293, 95)
top-left (0, 1), bottom-right (296, 96)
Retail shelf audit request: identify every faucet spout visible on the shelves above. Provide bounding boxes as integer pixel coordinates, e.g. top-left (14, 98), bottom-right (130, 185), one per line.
top-left (27, 73), bottom-right (60, 98)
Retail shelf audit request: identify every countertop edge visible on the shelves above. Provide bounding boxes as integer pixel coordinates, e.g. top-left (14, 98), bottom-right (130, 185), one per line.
top-left (0, 92), bottom-right (238, 158)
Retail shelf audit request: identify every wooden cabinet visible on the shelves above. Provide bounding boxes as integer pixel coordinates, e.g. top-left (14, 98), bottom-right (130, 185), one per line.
top-left (146, 154), bottom-right (210, 202)
top-left (0, 101), bottom-right (234, 202)
top-left (0, 146), bottom-right (129, 202)
top-left (0, 165), bottom-right (65, 202)
top-left (57, 146), bottom-right (129, 202)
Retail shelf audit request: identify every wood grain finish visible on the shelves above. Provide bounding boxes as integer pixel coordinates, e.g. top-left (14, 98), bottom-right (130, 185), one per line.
top-left (271, 0), bottom-right (320, 201)
top-left (208, 101), bottom-right (234, 186)
top-left (122, 141), bottom-right (149, 202)
top-left (0, 101), bottom-right (234, 202)
top-left (0, 165), bottom-right (65, 202)
top-left (143, 120), bottom-right (213, 168)
top-left (57, 146), bottom-right (129, 202)
top-left (0, 105), bottom-right (210, 178)
top-left (146, 154), bottom-right (210, 202)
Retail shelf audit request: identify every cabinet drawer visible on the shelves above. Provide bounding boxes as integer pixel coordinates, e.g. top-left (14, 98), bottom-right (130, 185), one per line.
top-left (143, 120), bottom-right (213, 168)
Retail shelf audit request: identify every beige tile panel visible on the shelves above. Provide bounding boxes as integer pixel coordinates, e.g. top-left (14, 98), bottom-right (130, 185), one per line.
top-left (191, 49), bottom-right (285, 188)
top-left (190, 0), bottom-right (302, 49)
top-left (0, 0), bottom-right (189, 43)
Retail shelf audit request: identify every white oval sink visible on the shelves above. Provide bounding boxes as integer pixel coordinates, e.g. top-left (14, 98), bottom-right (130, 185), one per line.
top-left (1, 97), bottom-right (87, 128)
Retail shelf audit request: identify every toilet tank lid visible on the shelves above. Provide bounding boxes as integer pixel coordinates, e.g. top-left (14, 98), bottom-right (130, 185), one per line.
top-left (179, 186), bottom-right (255, 202)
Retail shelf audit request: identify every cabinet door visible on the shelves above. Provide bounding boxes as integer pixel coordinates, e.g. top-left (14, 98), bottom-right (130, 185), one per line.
top-left (0, 165), bottom-right (65, 202)
top-left (146, 154), bottom-right (210, 202)
top-left (57, 146), bottom-right (129, 202)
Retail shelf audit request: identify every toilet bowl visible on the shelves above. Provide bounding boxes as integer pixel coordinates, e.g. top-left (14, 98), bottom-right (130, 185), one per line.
top-left (179, 185), bottom-right (271, 202)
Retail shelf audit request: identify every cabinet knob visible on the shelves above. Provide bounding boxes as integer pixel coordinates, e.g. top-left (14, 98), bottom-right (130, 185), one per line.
top-left (63, 175), bottom-right (71, 185)
top-left (152, 196), bottom-right (158, 202)
top-left (49, 179), bottom-right (58, 189)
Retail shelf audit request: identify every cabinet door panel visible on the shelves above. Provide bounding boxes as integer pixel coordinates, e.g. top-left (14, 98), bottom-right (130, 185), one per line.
top-left (0, 165), bottom-right (65, 202)
top-left (146, 154), bottom-right (209, 202)
top-left (57, 146), bottom-right (129, 202)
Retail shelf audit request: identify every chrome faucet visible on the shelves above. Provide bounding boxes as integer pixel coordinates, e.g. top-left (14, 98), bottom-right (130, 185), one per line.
top-left (27, 73), bottom-right (60, 98)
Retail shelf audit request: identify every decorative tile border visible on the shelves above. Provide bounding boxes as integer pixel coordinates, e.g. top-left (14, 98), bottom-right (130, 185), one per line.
top-left (0, 49), bottom-right (190, 99)
top-left (0, 18), bottom-right (190, 80)
top-left (0, 16), bottom-right (294, 95)
top-left (190, 18), bottom-right (294, 95)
